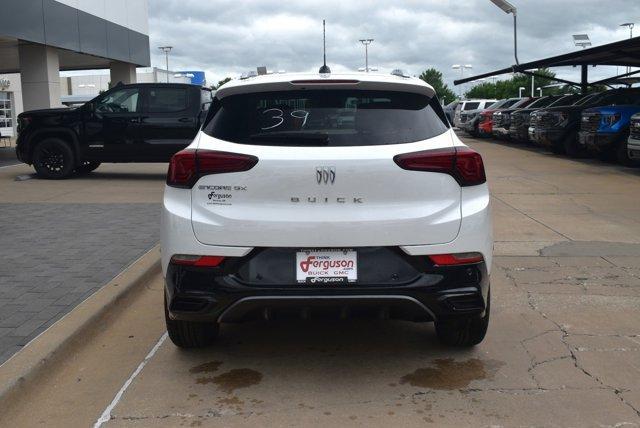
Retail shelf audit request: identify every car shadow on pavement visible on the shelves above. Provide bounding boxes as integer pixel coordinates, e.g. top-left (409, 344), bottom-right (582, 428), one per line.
top-left (182, 319), bottom-right (475, 360)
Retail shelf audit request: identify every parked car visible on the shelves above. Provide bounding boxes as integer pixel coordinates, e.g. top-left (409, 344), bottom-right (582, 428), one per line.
top-left (443, 100), bottom-right (460, 125)
top-left (529, 93), bottom-right (599, 149)
top-left (627, 113), bottom-right (640, 163)
top-left (509, 94), bottom-right (583, 143)
top-left (16, 83), bottom-right (212, 179)
top-left (453, 99), bottom-right (496, 128)
top-left (491, 97), bottom-right (535, 139)
top-left (529, 90), bottom-right (640, 156)
top-left (161, 72), bottom-right (493, 348)
top-left (461, 99), bottom-right (508, 137)
top-left (578, 90), bottom-right (640, 164)
top-left (475, 98), bottom-right (521, 138)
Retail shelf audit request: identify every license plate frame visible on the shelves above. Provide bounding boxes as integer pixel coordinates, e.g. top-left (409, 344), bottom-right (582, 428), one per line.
top-left (295, 249), bottom-right (358, 285)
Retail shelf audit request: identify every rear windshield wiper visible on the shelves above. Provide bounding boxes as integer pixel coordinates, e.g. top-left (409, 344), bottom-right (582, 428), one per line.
top-left (249, 132), bottom-right (329, 146)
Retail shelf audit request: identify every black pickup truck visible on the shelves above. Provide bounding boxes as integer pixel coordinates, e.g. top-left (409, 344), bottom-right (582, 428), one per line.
top-left (16, 83), bottom-right (212, 178)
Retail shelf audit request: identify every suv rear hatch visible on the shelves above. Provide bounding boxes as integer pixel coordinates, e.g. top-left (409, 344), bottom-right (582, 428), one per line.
top-left (190, 81), bottom-right (463, 248)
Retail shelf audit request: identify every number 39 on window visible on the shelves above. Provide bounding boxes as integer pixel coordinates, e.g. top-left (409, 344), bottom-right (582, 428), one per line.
top-left (261, 109), bottom-right (309, 130)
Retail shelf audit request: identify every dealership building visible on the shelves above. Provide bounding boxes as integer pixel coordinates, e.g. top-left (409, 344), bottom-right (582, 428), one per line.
top-left (0, 0), bottom-right (151, 137)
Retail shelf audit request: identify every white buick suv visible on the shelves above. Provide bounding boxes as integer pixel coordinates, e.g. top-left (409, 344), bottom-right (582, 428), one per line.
top-left (161, 72), bottom-right (492, 348)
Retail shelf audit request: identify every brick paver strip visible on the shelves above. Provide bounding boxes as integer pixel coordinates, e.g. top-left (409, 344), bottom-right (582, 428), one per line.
top-left (0, 203), bottom-right (159, 363)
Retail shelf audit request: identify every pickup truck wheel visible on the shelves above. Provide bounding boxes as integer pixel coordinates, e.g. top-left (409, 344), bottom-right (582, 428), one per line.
top-left (165, 292), bottom-right (219, 348)
top-left (76, 161), bottom-right (101, 174)
top-left (32, 138), bottom-right (75, 179)
top-left (563, 131), bottom-right (583, 158)
top-left (615, 133), bottom-right (633, 166)
top-left (435, 290), bottom-right (490, 347)
top-left (550, 140), bottom-right (565, 155)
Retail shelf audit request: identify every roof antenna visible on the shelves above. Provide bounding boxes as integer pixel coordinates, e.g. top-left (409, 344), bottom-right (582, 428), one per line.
top-left (319, 19), bottom-right (331, 74)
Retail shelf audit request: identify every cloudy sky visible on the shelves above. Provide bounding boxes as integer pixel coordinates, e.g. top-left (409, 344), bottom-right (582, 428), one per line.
top-left (147, 0), bottom-right (638, 90)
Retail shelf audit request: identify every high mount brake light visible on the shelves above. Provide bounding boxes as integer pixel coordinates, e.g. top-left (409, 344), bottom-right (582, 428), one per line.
top-left (428, 253), bottom-right (484, 266)
top-left (290, 79), bottom-right (360, 85)
top-left (170, 255), bottom-right (226, 267)
top-left (393, 146), bottom-right (486, 186)
top-left (167, 149), bottom-right (258, 188)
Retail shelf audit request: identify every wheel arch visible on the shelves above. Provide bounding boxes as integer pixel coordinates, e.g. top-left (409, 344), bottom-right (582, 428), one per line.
top-left (26, 128), bottom-right (81, 165)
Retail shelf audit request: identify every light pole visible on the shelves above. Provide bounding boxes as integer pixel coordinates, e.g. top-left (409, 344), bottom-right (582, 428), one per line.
top-left (518, 86), bottom-right (525, 97)
top-left (359, 39), bottom-right (374, 72)
top-left (158, 46), bottom-right (173, 83)
top-left (452, 64), bottom-right (472, 98)
top-left (490, 0), bottom-right (518, 65)
top-left (620, 23), bottom-right (634, 73)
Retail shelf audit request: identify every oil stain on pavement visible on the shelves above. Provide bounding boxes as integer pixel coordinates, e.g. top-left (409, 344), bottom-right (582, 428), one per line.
top-left (400, 358), bottom-right (504, 390)
top-left (196, 368), bottom-right (263, 394)
top-left (189, 361), bottom-right (223, 374)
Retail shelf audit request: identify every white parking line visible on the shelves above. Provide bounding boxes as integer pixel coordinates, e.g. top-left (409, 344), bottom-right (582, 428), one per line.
top-left (93, 332), bottom-right (168, 428)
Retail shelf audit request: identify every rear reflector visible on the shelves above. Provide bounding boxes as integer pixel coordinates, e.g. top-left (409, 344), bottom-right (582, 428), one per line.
top-left (170, 255), bottom-right (225, 267)
top-left (393, 146), bottom-right (486, 186)
top-left (167, 149), bottom-right (258, 188)
top-left (428, 253), bottom-right (484, 266)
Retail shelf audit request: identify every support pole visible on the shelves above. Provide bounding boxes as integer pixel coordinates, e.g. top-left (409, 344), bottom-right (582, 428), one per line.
top-left (581, 65), bottom-right (588, 94)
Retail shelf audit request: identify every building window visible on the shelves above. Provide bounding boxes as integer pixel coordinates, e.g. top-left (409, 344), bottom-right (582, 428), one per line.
top-left (0, 92), bottom-right (13, 137)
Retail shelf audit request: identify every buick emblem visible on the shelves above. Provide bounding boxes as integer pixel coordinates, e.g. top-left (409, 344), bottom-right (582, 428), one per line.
top-left (316, 166), bottom-right (336, 185)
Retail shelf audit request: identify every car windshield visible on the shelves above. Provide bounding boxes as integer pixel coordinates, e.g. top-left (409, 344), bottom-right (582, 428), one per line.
top-left (203, 89), bottom-right (450, 147)
top-left (486, 99), bottom-right (507, 109)
top-left (548, 94), bottom-right (581, 107)
top-left (527, 97), bottom-right (556, 109)
top-left (586, 90), bottom-right (640, 107)
top-left (510, 98), bottom-right (534, 109)
top-left (501, 98), bottom-right (521, 108)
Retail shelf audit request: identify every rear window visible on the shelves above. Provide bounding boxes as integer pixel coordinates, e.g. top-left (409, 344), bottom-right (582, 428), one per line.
top-left (148, 88), bottom-right (188, 113)
top-left (203, 90), bottom-right (449, 147)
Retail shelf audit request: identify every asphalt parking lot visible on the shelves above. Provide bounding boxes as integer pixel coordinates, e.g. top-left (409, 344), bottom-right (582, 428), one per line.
top-left (1, 137), bottom-right (640, 426)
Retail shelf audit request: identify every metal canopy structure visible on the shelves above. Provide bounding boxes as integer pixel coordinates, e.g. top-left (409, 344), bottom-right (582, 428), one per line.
top-left (454, 36), bottom-right (640, 92)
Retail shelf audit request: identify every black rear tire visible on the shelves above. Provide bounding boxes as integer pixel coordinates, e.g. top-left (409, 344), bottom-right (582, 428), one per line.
top-left (615, 132), bottom-right (632, 166)
top-left (563, 131), bottom-right (583, 158)
top-left (435, 290), bottom-right (490, 347)
top-left (76, 161), bottom-right (101, 174)
top-left (165, 292), bottom-right (219, 348)
top-left (32, 138), bottom-right (75, 179)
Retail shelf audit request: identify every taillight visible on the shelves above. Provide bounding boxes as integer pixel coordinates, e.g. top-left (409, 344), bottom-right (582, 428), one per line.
top-left (167, 149), bottom-right (258, 188)
top-left (393, 146), bottom-right (486, 186)
top-left (170, 255), bottom-right (225, 267)
top-left (428, 252), bottom-right (484, 266)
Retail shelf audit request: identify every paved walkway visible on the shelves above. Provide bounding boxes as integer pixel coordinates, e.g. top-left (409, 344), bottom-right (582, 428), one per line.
top-left (0, 163), bottom-right (166, 363)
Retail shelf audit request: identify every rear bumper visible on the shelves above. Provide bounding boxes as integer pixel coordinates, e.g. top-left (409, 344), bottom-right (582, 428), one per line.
top-left (15, 134), bottom-right (28, 163)
top-left (578, 131), bottom-right (618, 152)
top-left (164, 257), bottom-right (490, 324)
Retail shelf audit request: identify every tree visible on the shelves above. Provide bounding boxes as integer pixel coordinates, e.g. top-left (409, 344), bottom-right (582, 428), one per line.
top-left (464, 68), bottom-right (574, 99)
top-left (419, 68), bottom-right (457, 104)
top-left (212, 77), bottom-right (232, 90)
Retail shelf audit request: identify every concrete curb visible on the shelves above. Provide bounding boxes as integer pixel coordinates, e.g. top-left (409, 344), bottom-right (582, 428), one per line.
top-left (0, 245), bottom-right (161, 405)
